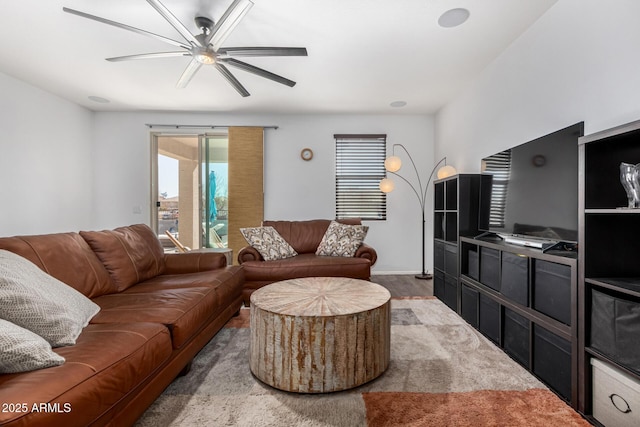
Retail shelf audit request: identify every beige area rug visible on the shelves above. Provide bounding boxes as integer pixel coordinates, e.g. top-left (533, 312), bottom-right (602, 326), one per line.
top-left (136, 298), bottom-right (589, 426)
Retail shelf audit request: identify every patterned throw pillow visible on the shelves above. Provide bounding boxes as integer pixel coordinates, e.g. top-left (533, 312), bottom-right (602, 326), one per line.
top-left (240, 226), bottom-right (298, 261)
top-left (0, 250), bottom-right (101, 347)
top-left (316, 221), bottom-right (369, 257)
top-left (0, 319), bottom-right (65, 373)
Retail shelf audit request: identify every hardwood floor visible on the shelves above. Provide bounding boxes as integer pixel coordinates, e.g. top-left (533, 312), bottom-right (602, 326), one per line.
top-left (370, 274), bottom-right (433, 298)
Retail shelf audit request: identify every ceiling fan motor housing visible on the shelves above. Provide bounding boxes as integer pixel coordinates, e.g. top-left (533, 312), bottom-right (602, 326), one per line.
top-left (194, 16), bottom-right (214, 34)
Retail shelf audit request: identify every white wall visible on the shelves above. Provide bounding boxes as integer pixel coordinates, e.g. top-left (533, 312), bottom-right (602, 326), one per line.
top-left (92, 112), bottom-right (435, 273)
top-left (0, 72), bottom-right (94, 235)
top-left (436, 0), bottom-right (640, 172)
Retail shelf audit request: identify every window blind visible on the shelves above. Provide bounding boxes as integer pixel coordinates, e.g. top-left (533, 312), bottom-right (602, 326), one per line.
top-left (483, 150), bottom-right (512, 227)
top-left (335, 134), bottom-right (387, 220)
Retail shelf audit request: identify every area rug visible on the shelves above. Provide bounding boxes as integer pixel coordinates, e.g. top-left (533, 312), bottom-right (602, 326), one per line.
top-left (135, 297), bottom-right (589, 426)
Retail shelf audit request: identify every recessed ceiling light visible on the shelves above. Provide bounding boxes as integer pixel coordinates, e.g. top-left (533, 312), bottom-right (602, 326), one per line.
top-left (438, 8), bottom-right (470, 28)
top-left (88, 95), bottom-right (110, 103)
top-left (390, 101), bottom-right (407, 108)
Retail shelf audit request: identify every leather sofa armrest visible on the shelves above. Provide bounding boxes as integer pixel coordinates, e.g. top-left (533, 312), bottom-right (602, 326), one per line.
top-left (163, 252), bottom-right (227, 274)
top-left (355, 243), bottom-right (377, 266)
top-left (237, 246), bottom-right (263, 264)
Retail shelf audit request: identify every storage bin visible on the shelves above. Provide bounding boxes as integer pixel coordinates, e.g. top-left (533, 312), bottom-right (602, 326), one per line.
top-left (461, 284), bottom-right (479, 328)
top-left (501, 252), bottom-right (529, 306)
top-left (592, 358), bottom-right (640, 427)
top-left (443, 274), bottom-right (457, 311)
top-left (434, 212), bottom-right (445, 240)
top-left (503, 308), bottom-right (530, 367)
top-left (445, 212), bottom-right (458, 242)
top-left (468, 249), bottom-right (479, 280)
top-left (434, 270), bottom-right (445, 302)
top-left (444, 244), bottom-right (458, 276)
top-left (434, 241), bottom-right (445, 271)
top-left (480, 247), bottom-right (500, 291)
top-left (479, 293), bottom-right (500, 343)
top-left (533, 260), bottom-right (571, 325)
top-left (533, 325), bottom-right (571, 401)
top-left (591, 288), bottom-right (640, 373)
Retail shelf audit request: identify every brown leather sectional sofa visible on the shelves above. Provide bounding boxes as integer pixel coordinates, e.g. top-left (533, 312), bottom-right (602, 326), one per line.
top-left (0, 224), bottom-right (244, 427)
top-left (238, 219), bottom-right (377, 306)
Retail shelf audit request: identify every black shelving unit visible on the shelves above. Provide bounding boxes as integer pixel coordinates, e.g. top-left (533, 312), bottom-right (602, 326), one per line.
top-left (433, 174), bottom-right (481, 312)
top-left (459, 237), bottom-right (578, 407)
top-left (578, 119), bottom-right (640, 423)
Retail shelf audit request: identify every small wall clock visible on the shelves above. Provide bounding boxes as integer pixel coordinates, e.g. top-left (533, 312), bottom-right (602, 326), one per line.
top-left (301, 148), bottom-right (313, 161)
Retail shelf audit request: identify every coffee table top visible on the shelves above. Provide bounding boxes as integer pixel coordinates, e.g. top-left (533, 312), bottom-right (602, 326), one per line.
top-left (250, 277), bottom-right (391, 317)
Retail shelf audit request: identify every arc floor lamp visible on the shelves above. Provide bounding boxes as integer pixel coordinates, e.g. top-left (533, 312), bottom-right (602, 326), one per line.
top-left (379, 144), bottom-right (456, 279)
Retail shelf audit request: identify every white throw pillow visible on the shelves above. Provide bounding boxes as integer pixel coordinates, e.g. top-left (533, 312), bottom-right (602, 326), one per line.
top-left (240, 226), bottom-right (298, 261)
top-left (0, 250), bottom-right (100, 347)
top-left (0, 319), bottom-right (65, 373)
top-left (316, 221), bottom-right (369, 257)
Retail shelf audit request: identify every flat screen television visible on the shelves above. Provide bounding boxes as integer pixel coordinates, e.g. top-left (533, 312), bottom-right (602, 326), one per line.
top-left (478, 122), bottom-right (584, 247)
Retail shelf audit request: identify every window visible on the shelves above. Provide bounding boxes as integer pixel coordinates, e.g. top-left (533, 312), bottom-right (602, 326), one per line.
top-left (482, 149), bottom-right (512, 227)
top-left (335, 134), bottom-right (387, 220)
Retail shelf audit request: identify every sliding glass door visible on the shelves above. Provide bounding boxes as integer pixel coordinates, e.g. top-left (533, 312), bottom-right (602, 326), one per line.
top-left (152, 128), bottom-right (263, 260)
top-left (201, 134), bottom-right (229, 248)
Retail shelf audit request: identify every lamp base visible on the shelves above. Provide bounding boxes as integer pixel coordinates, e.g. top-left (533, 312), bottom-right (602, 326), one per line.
top-left (415, 273), bottom-right (433, 280)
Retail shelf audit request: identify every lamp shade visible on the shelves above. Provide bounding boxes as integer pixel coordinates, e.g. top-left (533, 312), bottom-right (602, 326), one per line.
top-left (379, 178), bottom-right (395, 193)
top-left (384, 156), bottom-right (402, 172)
top-left (437, 165), bottom-right (457, 179)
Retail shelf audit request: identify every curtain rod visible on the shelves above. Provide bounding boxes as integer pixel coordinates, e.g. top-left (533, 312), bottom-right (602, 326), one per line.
top-left (145, 124), bottom-right (278, 130)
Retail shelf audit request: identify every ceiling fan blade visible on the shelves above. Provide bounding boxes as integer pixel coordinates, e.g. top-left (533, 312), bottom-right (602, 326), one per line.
top-left (107, 52), bottom-right (190, 62)
top-left (215, 63), bottom-right (250, 97)
top-left (221, 58), bottom-right (296, 87)
top-left (176, 58), bottom-right (203, 88)
top-left (208, 0), bottom-right (254, 51)
top-left (146, 0), bottom-right (201, 47)
top-left (218, 47), bottom-right (307, 57)
top-left (63, 7), bottom-right (190, 50)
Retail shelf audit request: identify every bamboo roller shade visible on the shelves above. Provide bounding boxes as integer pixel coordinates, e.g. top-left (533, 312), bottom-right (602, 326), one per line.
top-left (227, 127), bottom-right (264, 264)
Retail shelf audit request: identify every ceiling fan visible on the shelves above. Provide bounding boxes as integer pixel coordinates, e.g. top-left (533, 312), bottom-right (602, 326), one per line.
top-left (63, 0), bottom-right (307, 97)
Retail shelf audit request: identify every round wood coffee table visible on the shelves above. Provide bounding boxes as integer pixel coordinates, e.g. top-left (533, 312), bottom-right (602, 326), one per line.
top-left (249, 277), bottom-right (391, 393)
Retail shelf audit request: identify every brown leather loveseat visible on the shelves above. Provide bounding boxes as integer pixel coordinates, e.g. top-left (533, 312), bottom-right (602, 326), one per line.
top-left (0, 224), bottom-right (244, 426)
top-left (237, 219), bottom-right (377, 306)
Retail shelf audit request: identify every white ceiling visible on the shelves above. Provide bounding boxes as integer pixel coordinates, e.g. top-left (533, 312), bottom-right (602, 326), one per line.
top-left (0, 0), bottom-right (557, 114)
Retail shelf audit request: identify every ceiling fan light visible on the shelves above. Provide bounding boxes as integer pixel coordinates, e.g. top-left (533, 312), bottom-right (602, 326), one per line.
top-left (194, 51), bottom-right (216, 64)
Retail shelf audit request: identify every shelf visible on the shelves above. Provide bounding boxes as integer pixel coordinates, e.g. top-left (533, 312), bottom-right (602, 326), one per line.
top-left (585, 277), bottom-right (640, 298)
top-left (460, 275), bottom-right (572, 340)
top-left (585, 208), bottom-right (640, 214)
top-left (585, 347), bottom-right (640, 382)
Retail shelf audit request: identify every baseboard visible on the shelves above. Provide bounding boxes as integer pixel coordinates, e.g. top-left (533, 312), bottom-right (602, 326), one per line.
top-left (372, 270), bottom-right (423, 276)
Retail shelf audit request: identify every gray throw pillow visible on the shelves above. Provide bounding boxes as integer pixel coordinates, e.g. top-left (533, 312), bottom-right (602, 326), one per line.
top-left (0, 250), bottom-right (100, 347)
top-left (316, 221), bottom-right (369, 257)
top-left (240, 226), bottom-right (298, 261)
top-left (0, 319), bottom-right (65, 373)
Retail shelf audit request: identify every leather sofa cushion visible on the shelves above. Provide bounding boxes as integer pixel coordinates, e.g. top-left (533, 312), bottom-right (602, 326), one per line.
top-left (81, 224), bottom-right (166, 292)
top-left (0, 233), bottom-right (114, 298)
top-left (163, 251), bottom-right (228, 274)
top-left (90, 285), bottom-right (221, 349)
top-left (241, 252), bottom-right (371, 285)
top-left (263, 219), bottom-right (361, 254)
top-left (0, 322), bottom-right (171, 426)
top-left (132, 267), bottom-right (244, 301)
